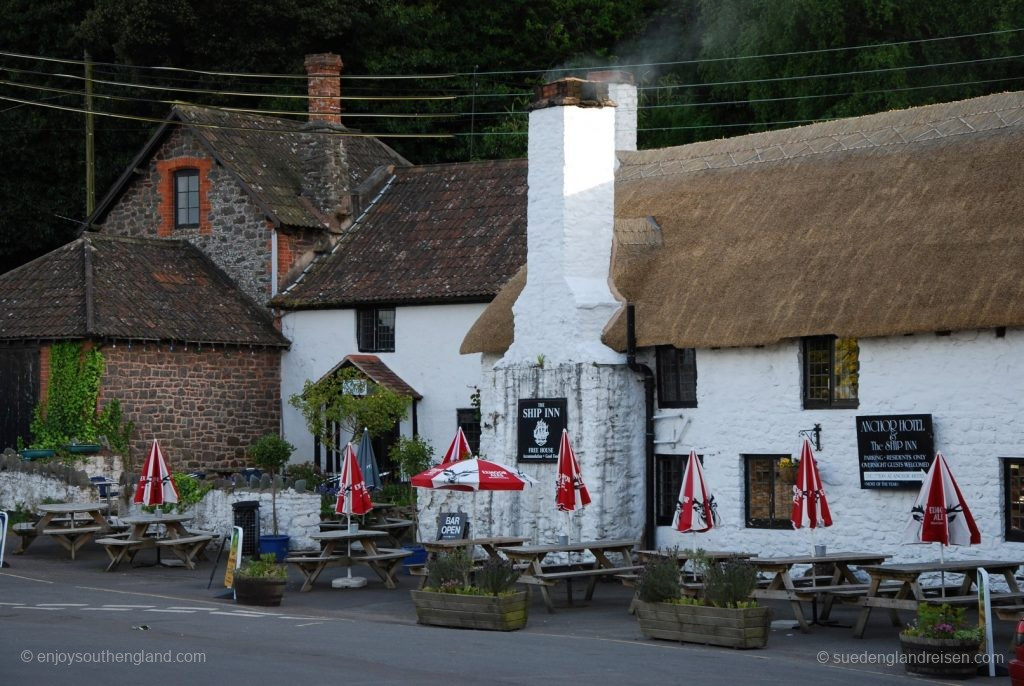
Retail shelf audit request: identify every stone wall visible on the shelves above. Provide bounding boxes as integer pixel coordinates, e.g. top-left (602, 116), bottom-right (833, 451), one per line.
top-left (0, 454), bottom-right (95, 512)
top-left (99, 128), bottom-right (275, 306)
top-left (101, 343), bottom-right (281, 471)
top-left (418, 361), bottom-right (646, 552)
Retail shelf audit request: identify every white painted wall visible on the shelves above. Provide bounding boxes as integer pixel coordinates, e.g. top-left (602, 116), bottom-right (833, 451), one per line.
top-left (651, 328), bottom-right (1024, 565)
top-left (280, 303), bottom-right (488, 464)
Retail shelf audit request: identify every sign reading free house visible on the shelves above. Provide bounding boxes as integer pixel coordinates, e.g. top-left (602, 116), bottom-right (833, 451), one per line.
top-left (856, 414), bottom-right (934, 489)
top-left (517, 398), bottom-right (567, 463)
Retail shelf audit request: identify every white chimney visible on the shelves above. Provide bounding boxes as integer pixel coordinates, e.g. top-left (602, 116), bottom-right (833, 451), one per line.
top-left (501, 78), bottom-right (623, 367)
top-left (587, 70), bottom-right (637, 152)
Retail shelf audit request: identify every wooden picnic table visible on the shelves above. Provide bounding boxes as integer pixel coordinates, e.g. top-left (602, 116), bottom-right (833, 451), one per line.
top-left (99, 514), bottom-right (213, 571)
top-left (414, 536), bottom-right (529, 588)
top-left (291, 529), bottom-right (411, 592)
top-left (16, 502), bottom-right (110, 559)
top-left (750, 551), bottom-right (891, 633)
top-left (498, 539), bottom-right (641, 613)
top-left (853, 559), bottom-right (1024, 638)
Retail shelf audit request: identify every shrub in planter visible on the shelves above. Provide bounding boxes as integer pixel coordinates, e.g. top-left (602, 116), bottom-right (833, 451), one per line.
top-left (634, 550), bottom-right (771, 649)
top-left (248, 433), bottom-right (295, 559)
top-left (234, 553), bottom-right (288, 607)
top-left (411, 551), bottom-right (527, 631)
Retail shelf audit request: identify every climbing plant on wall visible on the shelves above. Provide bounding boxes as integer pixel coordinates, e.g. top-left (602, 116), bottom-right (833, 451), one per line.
top-left (28, 341), bottom-right (132, 453)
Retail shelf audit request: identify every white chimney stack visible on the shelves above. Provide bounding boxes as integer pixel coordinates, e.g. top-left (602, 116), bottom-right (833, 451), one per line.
top-left (587, 70), bottom-right (637, 152)
top-left (502, 78), bottom-right (623, 367)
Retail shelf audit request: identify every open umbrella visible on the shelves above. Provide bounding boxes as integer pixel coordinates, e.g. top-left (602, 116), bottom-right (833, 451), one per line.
top-left (356, 427), bottom-right (382, 492)
top-left (904, 452), bottom-right (980, 596)
top-left (555, 430), bottom-right (590, 543)
top-left (335, 443), bottom-right (374, 588)
top-left (412, 457), bottom-right (537, 492)
top-left (791, 438), bottom-right (832, 556)
top-left (440, 427), bottom-right (473, 465)
top-left (673, 449), bottom-right (720, 547)
top-left (134, 439), bottom-right (179, 507)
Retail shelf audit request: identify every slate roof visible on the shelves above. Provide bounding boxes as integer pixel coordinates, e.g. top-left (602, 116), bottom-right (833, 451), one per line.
top-left (0, 234), bottom-right (288, 346)
top-left (89, 105), bottom-right (410, 231)
top-left (462, 90), bottom-right (1024, 354)
top-left (273, 159), bottom-right (528, 309)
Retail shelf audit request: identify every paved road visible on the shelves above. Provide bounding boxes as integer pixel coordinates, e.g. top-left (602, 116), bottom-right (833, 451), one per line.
top-left (1, 539), bottom-right (1015, 684)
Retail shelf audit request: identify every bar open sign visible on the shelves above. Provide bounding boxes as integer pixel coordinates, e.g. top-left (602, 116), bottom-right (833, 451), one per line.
top-left (436, 512), bottom-right (468, 540)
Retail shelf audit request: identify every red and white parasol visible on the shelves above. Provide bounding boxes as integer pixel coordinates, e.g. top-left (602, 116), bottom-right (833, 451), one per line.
top-left (134, 439), bottom-right (179, 506)
top-left (412, 457), bottom-right (536, 492)
top-left (791, 438), bottom-right (832, 530)
top-left (904, 452), bottom-right (980, 547)
top-left (336, 443), bottom-right (373, 516)
top-left (439, 427), bottom-right (473, 465)
top-left (555, 430), bottom-right (590, 512)
top-left (673, 449), bottom-right (719, 534)
top-left (334, 443), bottom-right (373, 588)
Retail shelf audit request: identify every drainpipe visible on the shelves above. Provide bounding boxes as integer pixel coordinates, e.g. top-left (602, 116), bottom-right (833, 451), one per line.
top-left (626, 303), bottom-right (656, 550)
top-left (270, 229), bottom-right (279, 296)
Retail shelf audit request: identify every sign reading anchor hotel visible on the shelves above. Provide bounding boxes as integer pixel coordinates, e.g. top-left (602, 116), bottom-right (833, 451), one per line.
top-left (517, 398), bottom-right (567, 462)
top-left (856, 414), bottom-right (934, 489)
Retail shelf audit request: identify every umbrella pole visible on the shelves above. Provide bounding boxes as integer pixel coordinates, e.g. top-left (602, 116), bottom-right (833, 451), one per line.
top-left (940, 544), bottom-right (945, 599)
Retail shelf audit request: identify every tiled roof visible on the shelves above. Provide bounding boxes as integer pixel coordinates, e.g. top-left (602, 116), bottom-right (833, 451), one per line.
top-left (0, 234), bottom-right (288, 346)
top-left (273, 159), bottom-right (527, 308)
top-left (321, 354), bottom-right (422, 399)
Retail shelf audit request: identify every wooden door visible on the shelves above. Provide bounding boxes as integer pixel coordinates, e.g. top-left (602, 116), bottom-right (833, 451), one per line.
top-left (0, 346), bottom-right (39, 450)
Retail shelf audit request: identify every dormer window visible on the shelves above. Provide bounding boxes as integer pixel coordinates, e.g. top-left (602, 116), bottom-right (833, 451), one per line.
top-left (174, 169), bottom-right (200, 228)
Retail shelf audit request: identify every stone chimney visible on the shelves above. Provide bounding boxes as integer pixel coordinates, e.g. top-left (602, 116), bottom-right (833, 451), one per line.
top-left (502, 78), bottom-right (623, 366)
top-left (587, 70), bottom-right (637, 152)
top-left (304, 53), bottom-right (342, 124)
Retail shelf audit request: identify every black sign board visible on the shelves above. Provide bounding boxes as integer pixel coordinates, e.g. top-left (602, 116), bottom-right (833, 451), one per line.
top-left (436, 512), bottom-right (469, 540)
top-left (856, 414), bottom-right (934, 489)
top-left (517, 398), bottom-right (567, 462)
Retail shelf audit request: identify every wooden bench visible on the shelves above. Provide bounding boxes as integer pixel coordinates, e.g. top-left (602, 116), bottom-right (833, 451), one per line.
top-left (12, 522), bottom-right (38, 553)
top-left (373, 519), bottom-right (415, 546)
top-left (96, 537), bottom-right (151, 571)
top-left (154, 534), bottom-right (213, 570)
top-left (354, 548), bottom-right (413, 589)
top-left (287, 554), bottom-right (344, 592)
top-left (995, 604), bottom-right (1024, 621)
top-left (523, 564), bottom-right (643, 612)
top-left (923, 591), bottom-right (1024, 606)
top-left (41, 526), bottom-right (105, 560)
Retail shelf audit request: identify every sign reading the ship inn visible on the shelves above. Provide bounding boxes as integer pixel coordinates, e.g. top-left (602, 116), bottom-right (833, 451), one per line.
top-left (856, 414), bottom-right (934, 489)
top-left (517, 398), bottom-right (567, 463)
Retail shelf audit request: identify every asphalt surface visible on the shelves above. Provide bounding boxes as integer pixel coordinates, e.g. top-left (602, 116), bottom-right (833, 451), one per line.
top-left (1, 536), bottom-right (1018, 685)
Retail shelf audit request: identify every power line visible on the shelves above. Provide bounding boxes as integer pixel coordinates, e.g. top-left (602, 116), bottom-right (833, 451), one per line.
top-left (0, 94), bottom-right (455, 138)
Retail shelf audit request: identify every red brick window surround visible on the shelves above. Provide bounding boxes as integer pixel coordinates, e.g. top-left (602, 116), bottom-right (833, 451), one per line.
top-left (157, 157), bottom-right (213, 237)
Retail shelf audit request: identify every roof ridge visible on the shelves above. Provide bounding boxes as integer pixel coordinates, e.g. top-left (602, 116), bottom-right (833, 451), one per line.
top-left (619, 92), bottom-right (1024, 180)
top-left (86, 232), bottom-right (189, 248)
top-left (396, 158), bottom-right (528, 173)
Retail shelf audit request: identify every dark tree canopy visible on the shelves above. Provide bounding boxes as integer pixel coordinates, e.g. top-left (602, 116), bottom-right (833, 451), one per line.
top-left (2, 0), bottom-right (1023, 272)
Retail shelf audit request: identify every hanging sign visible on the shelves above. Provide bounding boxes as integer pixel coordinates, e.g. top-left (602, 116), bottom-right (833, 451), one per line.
top-left (856, 414), bottom-right (934, 489)
top-left (517, 398), bottom-right (567, 463)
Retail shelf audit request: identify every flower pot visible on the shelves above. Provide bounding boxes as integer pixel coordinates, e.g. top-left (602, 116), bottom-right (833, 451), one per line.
top-left (410, 590), bottom-right (528, 631)
top-left (899, 634), bottom-right (979, 678)
top-left (234, 576), bottom-right (286, 607)
top-left (635, 601), bottom-right (772, 649)
top-left (779, 466), bottom-right (797, 482)
top-left (65, 443), bottom-right (102, 454)
top-left (258, 534), bottom-right (291, 562)
top-left (19, 449), bottom-right (55, 461)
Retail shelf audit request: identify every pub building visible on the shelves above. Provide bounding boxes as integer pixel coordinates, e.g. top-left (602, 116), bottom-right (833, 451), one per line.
top-left (430, 74), bottom-right (1024, 565)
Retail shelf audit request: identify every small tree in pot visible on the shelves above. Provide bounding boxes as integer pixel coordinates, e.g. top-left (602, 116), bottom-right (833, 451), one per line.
top-left (248, 433), bottom-right (294, 559)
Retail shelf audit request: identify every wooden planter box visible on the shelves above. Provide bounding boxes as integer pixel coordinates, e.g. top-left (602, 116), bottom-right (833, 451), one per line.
top-left (234, 577), bottom-right (287, 607)
top-left (635, 601), bottom-right (771, 649)
top-left (899, 634), bottom-right (979, 679)
top-left (411, 590), bottom-right (528, 631)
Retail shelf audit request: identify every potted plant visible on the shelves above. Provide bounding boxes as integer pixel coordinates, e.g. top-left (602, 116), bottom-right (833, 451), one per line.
top-left (899, 603), bottom-right (981, 678)
top-left (634, 551), bottom-right (771, 649)
top-left (410, 550), bottom-right (528, 631)
top-left (247, 433), bottom-right (295, 561)
top-left (233, 553), bottom-right (288, 607)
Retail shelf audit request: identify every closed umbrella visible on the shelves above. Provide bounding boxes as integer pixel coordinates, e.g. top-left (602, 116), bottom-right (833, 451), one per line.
top-left (335, 443), bottom-right (374, 588)
top-left (791, 438), bottom-right (832, 556)
top-left (904, 452), bottom-right (980, 597)
top-left (440, 427), bottom-right (473, 465)
top-left (555, 430), bottom-right (590, 543)
top-left (356, 427), bottom-right (382, 492)
top-left (134, 439), bottom-right (179, 507)
top-left (673, 449), bottom-right (720, 541)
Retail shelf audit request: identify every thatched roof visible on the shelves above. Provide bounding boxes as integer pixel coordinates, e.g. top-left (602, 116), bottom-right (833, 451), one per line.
top-left (462, 91), bottom-right (1024, 355)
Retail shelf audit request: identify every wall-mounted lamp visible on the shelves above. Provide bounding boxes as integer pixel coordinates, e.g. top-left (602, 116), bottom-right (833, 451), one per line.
top-left (798, 423), bottom-right (822, 451)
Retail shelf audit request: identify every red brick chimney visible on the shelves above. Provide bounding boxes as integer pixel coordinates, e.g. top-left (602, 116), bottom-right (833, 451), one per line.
top-left (304, 53), bottom-right (342, 124)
